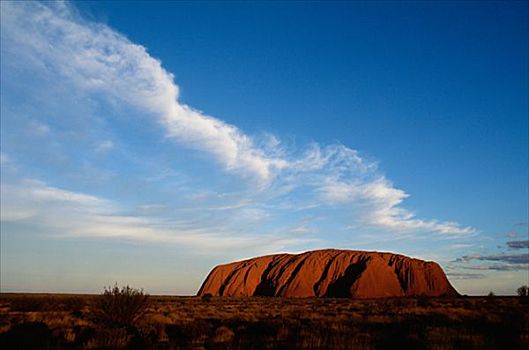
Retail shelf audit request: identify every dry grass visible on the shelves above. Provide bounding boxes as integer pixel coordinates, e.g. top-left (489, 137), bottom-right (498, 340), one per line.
top-left (0, 294), bottom-right (528, 349)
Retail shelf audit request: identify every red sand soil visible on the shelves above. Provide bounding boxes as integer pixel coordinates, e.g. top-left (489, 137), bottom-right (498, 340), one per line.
top-left (198, 249), bottom-right (459, 298)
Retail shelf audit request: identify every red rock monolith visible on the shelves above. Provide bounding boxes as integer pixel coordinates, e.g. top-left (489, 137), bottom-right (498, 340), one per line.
top-left (197, 249), bottom-right (458, 298)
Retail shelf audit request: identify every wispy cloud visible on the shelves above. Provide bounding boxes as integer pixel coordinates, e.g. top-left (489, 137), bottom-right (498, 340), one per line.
top-left (450, 243), bottom-right (476, 249)
top-left (318, 175), bottom-right (473, 235)
top-left (506, 240), bottom-right (529, 249)
top-left (455, 253), bottom-right (529, 265)
top-left (446, 272), bottom-right (485, 280)
top-left (287, 217), bottom-right (317, 235)
top-left (449, 245), bottom-right (529, 283)
top-left (0, 178), bottom-right (315, 253)
top-left (95, 140), bottom-right (114, 153)
top-left (477, 253), bottom-right (529, 264)
top-left (27, 121), bottom-right (50, 136)
top-left (1, 1), bottom-right (286, 184)
top-left (460, 264), bottom-right (529, 272)
top-left (0, 1), bottom-right (475, 239)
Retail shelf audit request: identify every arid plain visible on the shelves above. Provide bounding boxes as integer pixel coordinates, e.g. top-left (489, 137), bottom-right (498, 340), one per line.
top-left (1, 292), bottom-right (528, 349)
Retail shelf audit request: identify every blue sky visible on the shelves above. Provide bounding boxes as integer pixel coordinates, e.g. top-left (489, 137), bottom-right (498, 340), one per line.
top-left (1, 1), bottom-right (527, 295)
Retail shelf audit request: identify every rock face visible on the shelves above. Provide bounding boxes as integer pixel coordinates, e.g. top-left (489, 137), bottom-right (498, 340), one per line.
top-left (198, 249), bottom-right (459, 298)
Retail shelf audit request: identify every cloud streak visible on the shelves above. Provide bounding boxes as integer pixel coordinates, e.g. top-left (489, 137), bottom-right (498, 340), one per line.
top-left (1, 1), bottom-right (286, 184)
top-left (460, 264), bottom-right (529, 271)
top-left (446, 272), bottom-right (485, 280)
top-left (0, 1), bottom-right (474, 237)
top-left (0, 177), bottom-right (315, 253)
top-left (506, 240), bottom-right (529, 249)
top-left (455, 253), bottom-right (529, 266)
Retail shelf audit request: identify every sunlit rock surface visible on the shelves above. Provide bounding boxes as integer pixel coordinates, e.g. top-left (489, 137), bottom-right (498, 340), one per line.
top-left (198, 249), bottom-right (459, 298)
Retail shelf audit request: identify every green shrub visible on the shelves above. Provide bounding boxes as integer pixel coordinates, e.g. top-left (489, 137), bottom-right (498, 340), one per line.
top-left (92, 284), bottom-right (149, 328)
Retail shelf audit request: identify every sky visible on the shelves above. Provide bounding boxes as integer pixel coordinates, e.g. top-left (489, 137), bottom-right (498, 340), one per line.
top-left (1, 1), bottom-right (527, 295)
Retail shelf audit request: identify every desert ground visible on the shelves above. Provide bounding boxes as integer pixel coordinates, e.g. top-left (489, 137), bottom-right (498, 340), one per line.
top-left (0, 292), bottom-right (528, 349)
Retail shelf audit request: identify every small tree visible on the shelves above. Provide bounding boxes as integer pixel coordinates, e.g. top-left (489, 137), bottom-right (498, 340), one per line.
top-left (517, 285), bottom-right (528, 297)
top-left (93, 284), bottom-right (149, 328)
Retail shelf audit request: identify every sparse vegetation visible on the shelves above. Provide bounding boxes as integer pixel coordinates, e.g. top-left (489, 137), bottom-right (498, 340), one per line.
top-left (518, 285), bottom-right (529, 305)
top-left (486, 291), bottom-right (497, 305)
top-left (7, 295), bottom-right (87, 313)
top-left (92, 284), bottom-right (149, 328)
top-left (202, 292), bottom-right (213, 302)
top-left (0, 294), bottom-right (528, 349)
top-left (416, 294), bottom-right (431, 307)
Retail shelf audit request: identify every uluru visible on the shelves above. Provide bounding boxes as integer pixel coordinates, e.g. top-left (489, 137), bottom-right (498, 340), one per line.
top-left (198, 249), bottom-right (459, 298)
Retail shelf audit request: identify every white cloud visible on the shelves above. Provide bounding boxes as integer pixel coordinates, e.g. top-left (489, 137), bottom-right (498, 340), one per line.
top-left (0, 178), bottom-right (314, 252)
top-left (1, 1), bottom-right (287, 184)
top-left (506, 232), bottom-right (517, 238)
top-left (1, 179), bottom-right (109, 221)
top-left (95, 140), bottom-right (114, 153)
top-left (288, 217), bottom-right (316, 235)
top-left (450, 243), bottom-right (475, 249)
top-left (446, 272), bottom-right (485, 280)
top-left (317, 169), bottom-right (473, 235)
top-left (292, 143), bottom-right (373, 174)
top-left (0, 1), bottom-right (475, 238)
top-left (27, 180), bottom-right (106, 206)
